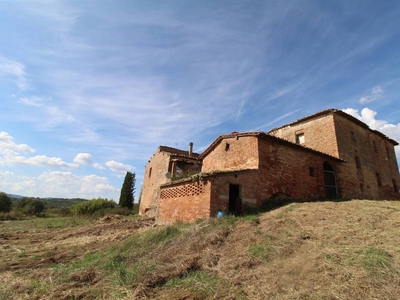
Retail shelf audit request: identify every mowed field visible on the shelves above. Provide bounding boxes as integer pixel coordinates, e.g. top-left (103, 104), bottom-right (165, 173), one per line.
top-left (1, 200), bottom-right (399, 299)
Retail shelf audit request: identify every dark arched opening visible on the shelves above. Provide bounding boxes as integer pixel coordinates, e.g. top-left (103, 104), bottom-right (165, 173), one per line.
top-left (323, 162), bottom-right (338, 198)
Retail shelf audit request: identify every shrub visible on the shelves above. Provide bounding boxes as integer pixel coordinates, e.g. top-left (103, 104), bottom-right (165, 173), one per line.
top-left (73, 198), bottom-right (116, 216)
top-left (13, 197), bottom-right (47, 216)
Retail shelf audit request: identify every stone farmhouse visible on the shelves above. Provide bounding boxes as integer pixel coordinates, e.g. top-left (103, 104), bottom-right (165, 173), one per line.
top-left (139, 109), bottom-right (400, 224)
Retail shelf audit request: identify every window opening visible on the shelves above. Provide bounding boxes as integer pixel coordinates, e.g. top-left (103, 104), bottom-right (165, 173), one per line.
top-left (386, 147), bottom-right (390, 159)
top-left (149, 167), bottom-right (152, 178)
top-left (225, 143), bottom-right (230, 151)
top-left (376, 173), bottom-right (382, 187)
top-left (373, 141), bottom-right (378, 153)
top-left (351, 132), bottom-right (356, 142)
top-left (309, 167), bottom-right (315, 177)
top-left (355, 156), bottom-right (361, 169)
top-left (360, 183), bottom-right (364, 193)
top-left (393, 180), bottom-right (398, 193)
top-left (296, 133), bottom-right (305, 144)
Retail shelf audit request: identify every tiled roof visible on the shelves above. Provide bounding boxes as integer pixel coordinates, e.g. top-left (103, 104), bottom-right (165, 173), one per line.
top-left (158, 145), bottom-right (200, 158)
top-left (199, 131), bottom-right (344, 162)
top-left (268, 108), bottom-right (398, 145)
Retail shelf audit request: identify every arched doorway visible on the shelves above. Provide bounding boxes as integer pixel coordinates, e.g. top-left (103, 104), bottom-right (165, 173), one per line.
top-left (323, 162), bottom-right (338, 198)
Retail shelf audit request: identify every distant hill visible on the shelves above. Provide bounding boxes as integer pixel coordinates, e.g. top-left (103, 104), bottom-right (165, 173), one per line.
top-left (7, 194), bottom-right (24, 199)
top-left (8, 195), bottom-right (88, 208)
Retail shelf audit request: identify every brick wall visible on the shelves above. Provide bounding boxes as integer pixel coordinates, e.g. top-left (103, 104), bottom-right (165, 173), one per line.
top-left (258, 137), bottom-right (336, 200)
top-left (333, 114), bottom-right (400, 199)
top-left (202, 135), bottom-right (259, 172)
top-left (139, 149), bottom-right (171, 217)
top-left (269, 114), bottom-right (340, 157)
top-left (209, 172), bottom-right (261, 216)
top-left (158, 180), bottom-right (211, 224)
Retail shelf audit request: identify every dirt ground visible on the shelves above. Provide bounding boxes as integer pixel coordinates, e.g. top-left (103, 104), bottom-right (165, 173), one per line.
top-left (0, 216), bottom-right (155, 273)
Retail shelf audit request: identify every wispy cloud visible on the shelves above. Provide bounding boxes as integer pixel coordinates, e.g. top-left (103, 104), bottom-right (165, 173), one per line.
top-left (0, 56), bottom-right (27, 90)
top-left (359, 86), bottom-right (384, 104)
top-left (255, 110), bottom-right (300, 130)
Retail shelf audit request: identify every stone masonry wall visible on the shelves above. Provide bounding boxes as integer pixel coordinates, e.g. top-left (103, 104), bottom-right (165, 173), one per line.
top-left (202, 135), bottom-right (259, 172)
top-left (333, 114), bottom-right (400, 199)
top-left (158, 180), bottom-right (211, 224)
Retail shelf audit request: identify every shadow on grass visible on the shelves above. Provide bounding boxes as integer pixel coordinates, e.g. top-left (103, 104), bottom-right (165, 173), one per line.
top-left (241, 197), bottom-right (355, 218)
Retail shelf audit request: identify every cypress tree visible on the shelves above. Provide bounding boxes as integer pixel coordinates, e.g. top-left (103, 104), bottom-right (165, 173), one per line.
top-left (119, 171), bottom-right (135, 209)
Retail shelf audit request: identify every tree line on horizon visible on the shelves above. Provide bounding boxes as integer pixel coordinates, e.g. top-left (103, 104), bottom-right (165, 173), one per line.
top-left (0, 171), bottom-right (137, 217)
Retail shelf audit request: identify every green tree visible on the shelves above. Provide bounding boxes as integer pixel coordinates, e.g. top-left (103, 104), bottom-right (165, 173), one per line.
top-left (15, 197), bottom-right (47, 216)
top-left (24, 199), bottom-right (47, 216)
top-left (0, 192), bottom-right (12, 212)
top-left (119, 171), bottom-right (135, 210)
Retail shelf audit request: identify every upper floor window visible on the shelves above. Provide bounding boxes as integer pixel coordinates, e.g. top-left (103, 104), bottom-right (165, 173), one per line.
top-left (149, 167), bottom-right (152, 178)
top-left (225, 143), bottom-right (230, 151)
top-left (355, 156), bottom-right (361, 169)
top-left (351, 131), bottom-right (356, 142)
top-left (386, 147), bottom-right (391, 159)
top-left (309, 167), bottom-right (315, 177)
top-left (373, 141), bottom-right (378, 153)
top-left (296, 133), bottom-right (305, 144)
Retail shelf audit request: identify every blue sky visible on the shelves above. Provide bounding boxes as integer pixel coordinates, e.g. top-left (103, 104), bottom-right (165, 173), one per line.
top-left (1, 0), bottom-right (399, 200)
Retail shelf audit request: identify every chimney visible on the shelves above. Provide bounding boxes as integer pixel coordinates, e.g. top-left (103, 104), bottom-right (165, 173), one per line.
top-left (189, 142), bottom-right (193, 157)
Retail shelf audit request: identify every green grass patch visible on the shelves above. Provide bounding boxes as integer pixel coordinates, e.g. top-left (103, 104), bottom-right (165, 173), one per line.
top-left (358, 247), bottom-right (393, 274)
top-left (164, 270), bottom-right (221, 297)
top-left (0, 216), bottom-right (90, 232)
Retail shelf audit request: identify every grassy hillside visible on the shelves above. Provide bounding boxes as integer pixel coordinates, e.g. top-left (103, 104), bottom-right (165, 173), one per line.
top-left (1, 200), bottom-right (399, 299)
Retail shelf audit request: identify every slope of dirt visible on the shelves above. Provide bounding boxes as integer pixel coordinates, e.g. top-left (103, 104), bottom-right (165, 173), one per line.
top-left (1, 200), bottom-right (400, 300)
top-left (0, 216), bottom-right (155, 272)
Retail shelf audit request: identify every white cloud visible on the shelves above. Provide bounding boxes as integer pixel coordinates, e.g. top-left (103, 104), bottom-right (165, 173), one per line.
top-left (9, 155), bottom-right (79, 169)
top-left (359, 86), bottom-right (384, 104)
top-left (105, 160), bottom-right (133, 173)
top-left (73, 153), bottom-right (105, 170)
top-left (0, 56), bottom-right (27, 90)
top-left (0, 132), bottom-right (77, 169)
top-left (73, 153), bottom-right (93, 165)
top-left (343, 107), bottom-right (391, 130)
top-left (93, 163), bottom-right (105, 170)
top-left (343, 107), bottom-right (400, 159)
top-left (19, 96), bottom-right (46, 107)
top-left (0, 132), bottom-right (35, 154)
top-left (35, 172), bottom-right (119, 199)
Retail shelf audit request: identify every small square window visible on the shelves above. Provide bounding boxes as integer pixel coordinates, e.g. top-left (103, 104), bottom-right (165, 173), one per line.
top-left (309, 167), bottom-right (315, 177)
top-left (296, 133), bottom-right (305, 144)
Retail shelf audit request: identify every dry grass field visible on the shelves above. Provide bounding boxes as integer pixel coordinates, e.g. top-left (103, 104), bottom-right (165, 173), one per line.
top-left (1, 199), bottom-right (399, 299)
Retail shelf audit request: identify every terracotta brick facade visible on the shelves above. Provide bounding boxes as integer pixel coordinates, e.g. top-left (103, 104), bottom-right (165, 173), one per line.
top-left (140, 109), bottom-right (400, 224)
